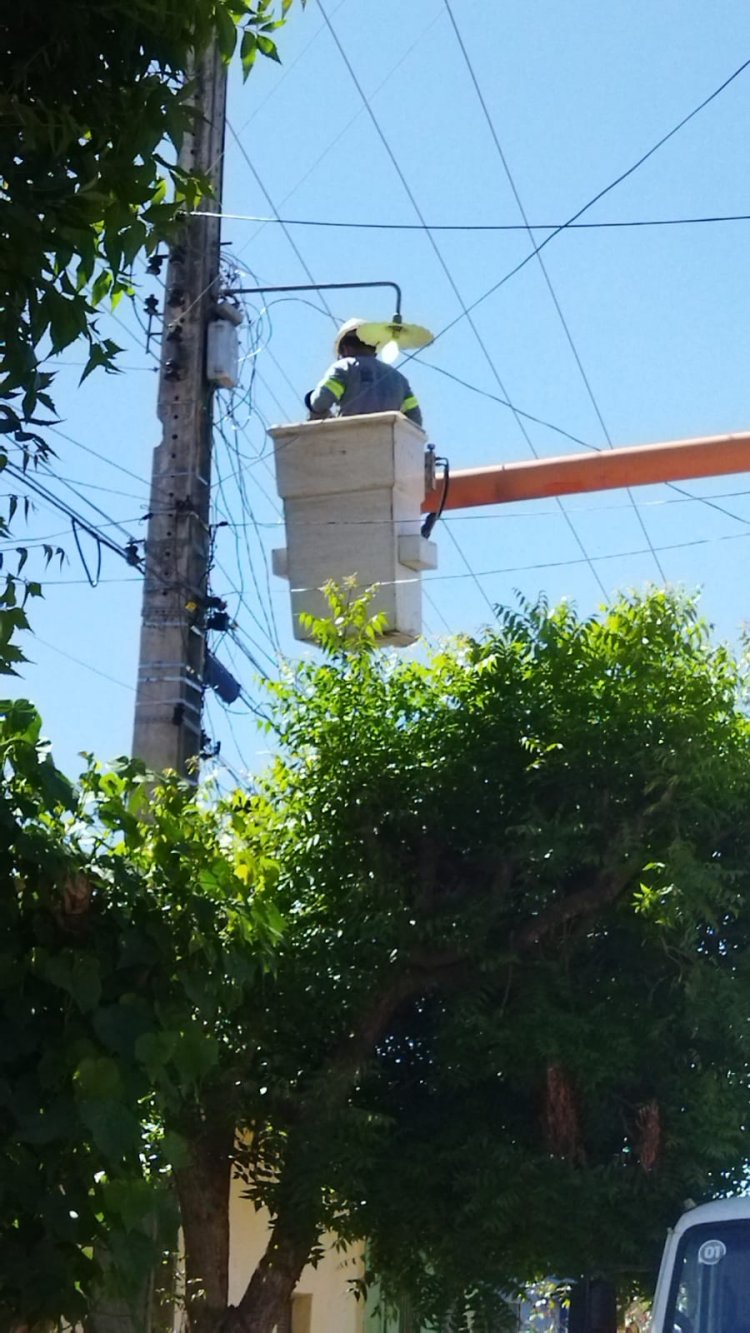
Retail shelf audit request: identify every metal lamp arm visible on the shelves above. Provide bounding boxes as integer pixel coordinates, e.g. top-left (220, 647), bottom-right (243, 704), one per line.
top-left (223, 279), bottom-right (403, 321)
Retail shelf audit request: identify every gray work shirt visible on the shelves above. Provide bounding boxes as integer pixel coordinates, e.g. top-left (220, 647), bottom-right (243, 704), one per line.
top-left (308, 355), bottom-right (423, 426)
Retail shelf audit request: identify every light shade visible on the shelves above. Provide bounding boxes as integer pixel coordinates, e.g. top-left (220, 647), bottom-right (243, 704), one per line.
top-left (356, 318), bottom-right (435, 356)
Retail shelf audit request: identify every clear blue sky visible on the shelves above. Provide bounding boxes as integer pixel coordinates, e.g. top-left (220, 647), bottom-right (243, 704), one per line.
top-left (9, 0), bottom-right (750, 783)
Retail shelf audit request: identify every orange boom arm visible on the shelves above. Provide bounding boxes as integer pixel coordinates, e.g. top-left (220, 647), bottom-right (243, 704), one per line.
top-left (423, 431), bottom-right (750, 512)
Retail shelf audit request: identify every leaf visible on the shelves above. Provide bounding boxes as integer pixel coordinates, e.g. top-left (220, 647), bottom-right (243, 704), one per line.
top-left (74, 1056), bottom-right (122, 1100)
top-left (79, 340), bottom-right (122, 384)
top-left (78, 1097), bottom-right (141, 1162)
top-left (134, 1030), bottom-right (177, 1076)
top-left (93, 1001), bottom-right (152, 1057)
top-left (171, 1027), bottom-right (220, 1085)
top-left (101, 1178), bottom-right (158, 1232)
top-left (91, 269), bottom-right (113, 306)
top-left (37, 952), bottom-right (102, 1012)
top-left (160, 1130), bottom-right (190, 1169)
top-left (216, 5), bottom-right (238, 61)
top-left (256, 34), bottom-right (281, 62)
top-left (240, 29), bottom-right (258, 77)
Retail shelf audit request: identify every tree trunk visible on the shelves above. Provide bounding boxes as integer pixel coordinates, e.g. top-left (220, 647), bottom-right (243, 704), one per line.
top-left (175, 1115), bottom-right (235, 1333)
top-left (217, 1218), bottom-right (317, 1333)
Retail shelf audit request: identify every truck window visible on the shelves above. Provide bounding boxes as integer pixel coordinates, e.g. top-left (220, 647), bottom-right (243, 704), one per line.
top-left (664, 1220), bottom-right (750, 1333)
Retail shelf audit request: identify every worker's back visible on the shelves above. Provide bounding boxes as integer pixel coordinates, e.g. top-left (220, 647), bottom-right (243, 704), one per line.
top-left (334, 355), bottom-right (413, 416)
top-left (307, 351), bottom-right (422, 425)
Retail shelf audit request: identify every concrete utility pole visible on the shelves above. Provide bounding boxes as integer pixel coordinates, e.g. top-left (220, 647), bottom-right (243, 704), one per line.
top-left (132, 44), bottom-right (227, 774)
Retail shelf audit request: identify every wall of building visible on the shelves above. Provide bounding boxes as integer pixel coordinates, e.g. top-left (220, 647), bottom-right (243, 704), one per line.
top-left (228, 1177), bottom-right (366, 1333)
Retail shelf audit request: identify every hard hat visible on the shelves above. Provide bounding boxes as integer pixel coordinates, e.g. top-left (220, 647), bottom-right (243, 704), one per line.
top-left (334, 317), bottom-right (370, 355)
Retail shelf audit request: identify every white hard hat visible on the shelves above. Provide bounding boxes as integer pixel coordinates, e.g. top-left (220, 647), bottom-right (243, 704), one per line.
top-left (334, 317), bottom-right (371, 355)
top-left (334, 315), bottom-right (435, 359)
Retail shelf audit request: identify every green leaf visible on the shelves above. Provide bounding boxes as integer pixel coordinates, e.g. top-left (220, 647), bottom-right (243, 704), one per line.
top-left (78, 1097), bottom-right (141, 1162)
top-left (256, 34), bottom-right (281, 62)
top-left (101, 1178), bottom-right (158, 1232)
top-left (160, 1130), bottom-right (190, 1169)
top-left (91, 269), bottom-right (113, 306)
top-left (240, 29), bottom-right (258, 77)
top-left (134, 1030), bottom-right (177, 1076)
top-left (38, 952), bottom-right (102, 1012)
top-left (216, 5), bottom-right (238, 61)
top-left (172, 1027), bottom-right (220, 1085)
top-left (74, 1056), bottom-right (122, 1100)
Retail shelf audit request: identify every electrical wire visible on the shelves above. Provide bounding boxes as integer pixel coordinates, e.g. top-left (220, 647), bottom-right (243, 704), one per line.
top-left (420, 525), bottom-right (750, 581)
top-left (225, 2), bottom-right (448, 259)
top-left (443, 521), bottom-right (496, 617)
top-left (280, 524), bottom-right (750, 591)
top-left (31, 635), bottom-right (135, 692)
top-left (318, 0), bottom-right (608, 600)
top-left (71, 519), bottom-right (102, 588)
top-left (197, 209), bottom-right (750, 232)
top-left (2, 461), bottom-right (142, 569)
top-left (214, 419), bottom-right (281, 652)
top-left (232, 0), bottom-right (348, 135)
top-left (418, 361), bottom-right (594, 450)
top-left (202, 484), bottom-right (750, 527)
top-left (33, 459), bottom-right (142, 544)
top-left (226, 118), bottom-right (339, 326)
top-left (401, 53), bottom-right (750, 359)
top-left (441, 0), bottom-right (666, 581)
top-left (424, 587), bottom-right (453, 635)
top-left (48, 426), bottom-right (154, 488)
top-left (6, 483), bottom-right (750, 546)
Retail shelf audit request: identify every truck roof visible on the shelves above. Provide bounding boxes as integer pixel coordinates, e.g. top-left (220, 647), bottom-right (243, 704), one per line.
top-left (672, 1195), bottom-right (750, 1238)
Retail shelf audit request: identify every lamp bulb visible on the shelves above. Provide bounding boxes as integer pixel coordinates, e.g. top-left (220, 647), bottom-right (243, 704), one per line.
top-left (380, 338), bottom-right (400, 364)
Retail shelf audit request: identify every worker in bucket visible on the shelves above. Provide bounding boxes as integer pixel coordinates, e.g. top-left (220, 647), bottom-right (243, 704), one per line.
top-left (305, 318), bottom-right (423, 426)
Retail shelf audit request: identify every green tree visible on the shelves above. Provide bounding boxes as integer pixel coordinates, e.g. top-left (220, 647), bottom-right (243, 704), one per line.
top-left (0, 0), bottom-right (300, 454)
top-left (3, 588), bottom-right (750, 1332)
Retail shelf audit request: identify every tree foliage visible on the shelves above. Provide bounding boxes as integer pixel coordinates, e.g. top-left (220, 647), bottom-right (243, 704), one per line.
top-left (3, 588), bottom-right (750, 1331)
top-left (0, 0), bottom-right (301, 453)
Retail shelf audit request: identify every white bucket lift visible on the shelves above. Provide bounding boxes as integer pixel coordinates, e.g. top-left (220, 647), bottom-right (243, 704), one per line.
top-left (269, 412), bottom-right (438, 646)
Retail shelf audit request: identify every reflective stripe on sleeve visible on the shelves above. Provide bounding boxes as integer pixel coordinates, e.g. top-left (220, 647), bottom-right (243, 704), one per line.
top-left (401, 394), bottom-right (419, 412)
top-left (324, 377), bottom-right (346, 400)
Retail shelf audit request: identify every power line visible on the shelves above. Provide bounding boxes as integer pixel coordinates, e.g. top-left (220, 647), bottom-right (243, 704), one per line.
top-left (226, 118), bottom-right (338, 326)
top-left (208, 486), bottom-right (750, 527)
top-left (198, 209), bottom-right (750, 232)
top-left (49, 426), bottom-right (153, 488)
top-left (232, 0), bottom-right (347, 135)
top-left (441, 0), bottom-right (666, 583)
top-left (417, 361), bottom-right (595, 450)
top-left (424, 587), bottom-right (453, 635)
top-left (318, 0), bottom-right (607, 601)
top-left (226, 3), bottom-right (448, 258)
top-left (285, 525), bottom-right (750, 592)
top-left (3, 462), bottom-right (141, 568)
top-left (443, 522), bottom-right (496, 618)
top-left (5, 482), bottom-right (750, 548)
top-left (421, 525), bottom-right (750, 582)
top-left (214, 419), bottom-right (281, 651)
top-left (402, 53), bottom-right (750, 359)
top-left (35, 460), bottom-right (141, 544)
top-left (54, 359), bottom-right (157, 373)
top-left (31, 635), bottom-right (135, 692)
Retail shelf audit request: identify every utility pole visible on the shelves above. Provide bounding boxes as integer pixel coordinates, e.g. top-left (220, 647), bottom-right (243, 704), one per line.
top-left (132, 42), bottom-right (227, 774)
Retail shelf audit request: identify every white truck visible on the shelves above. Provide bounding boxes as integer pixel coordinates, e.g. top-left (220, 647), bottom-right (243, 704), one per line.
top-left (648, 1196), bottom-right (750, 1332)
